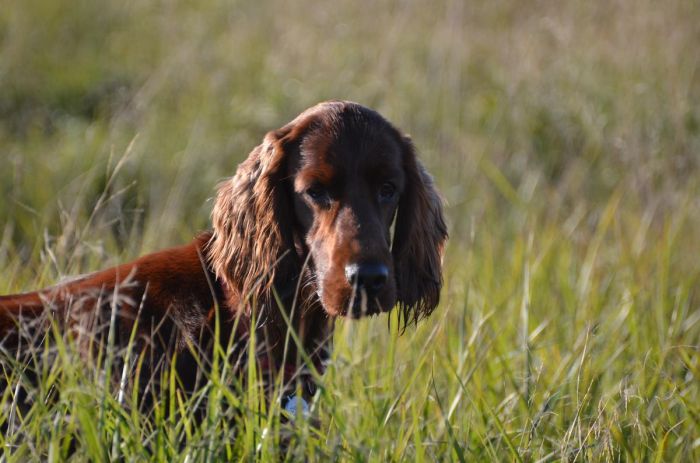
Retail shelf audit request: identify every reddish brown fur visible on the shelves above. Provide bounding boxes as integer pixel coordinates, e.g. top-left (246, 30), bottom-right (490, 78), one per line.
top-left (0, 101), bottom-right (447, 405)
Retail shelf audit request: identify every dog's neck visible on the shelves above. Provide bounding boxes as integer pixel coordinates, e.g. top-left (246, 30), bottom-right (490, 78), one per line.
top-left (201, 232), bottom-right (333, 391)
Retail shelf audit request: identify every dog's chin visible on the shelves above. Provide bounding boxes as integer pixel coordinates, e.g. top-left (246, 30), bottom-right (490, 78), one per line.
top-left (336, 294), bottom-right (396, 319)
top-left (319, 284), bottom-right (397, 318)
top-left (345, 303), bottom-right (383, 319)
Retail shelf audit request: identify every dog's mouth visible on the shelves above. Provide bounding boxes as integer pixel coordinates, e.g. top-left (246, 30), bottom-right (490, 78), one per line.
top-left (316, 268), bottom-right (396, 318)
top-left (318, 288), bottom-right (387, 318)
top-left (342, 287), bottom-right (391, 318)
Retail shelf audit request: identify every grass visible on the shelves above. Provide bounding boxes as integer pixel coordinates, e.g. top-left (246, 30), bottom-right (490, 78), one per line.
top-left (1, 0), bottom-right (699, 460)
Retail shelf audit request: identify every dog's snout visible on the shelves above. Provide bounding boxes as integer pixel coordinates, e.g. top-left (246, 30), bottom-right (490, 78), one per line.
top-left (345, 263), bottom-right (389, 296)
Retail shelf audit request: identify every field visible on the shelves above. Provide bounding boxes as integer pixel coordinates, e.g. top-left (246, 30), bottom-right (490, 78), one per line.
top-left (1, 0), bottom-right (699, 460)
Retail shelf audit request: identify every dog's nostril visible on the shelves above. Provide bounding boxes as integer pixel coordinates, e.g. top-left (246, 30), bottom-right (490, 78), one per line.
top-left (364, 271), bottom-right (388, 293)
top-left (346, 263), bottom-right (389, 295)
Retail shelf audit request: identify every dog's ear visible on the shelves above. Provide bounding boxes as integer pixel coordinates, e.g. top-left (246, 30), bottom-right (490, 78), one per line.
top-left (209, 119), bottom-right (313, 311)
top-left (392, 136), bottom-right (448, 326)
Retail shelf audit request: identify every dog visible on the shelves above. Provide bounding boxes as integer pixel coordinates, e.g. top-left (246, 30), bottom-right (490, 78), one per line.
top-left (0, 100), bottom-right (447, 416)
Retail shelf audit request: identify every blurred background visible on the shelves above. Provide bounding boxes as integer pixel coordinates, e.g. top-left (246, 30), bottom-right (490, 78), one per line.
top-left (1, 0), bottom-right (699, 458)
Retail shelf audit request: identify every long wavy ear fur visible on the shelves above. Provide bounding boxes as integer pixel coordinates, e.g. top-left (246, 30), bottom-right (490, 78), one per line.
top-left (209, 126), bottom-right (304, 313)
top-left (392, 137), bottom-right (448, 326)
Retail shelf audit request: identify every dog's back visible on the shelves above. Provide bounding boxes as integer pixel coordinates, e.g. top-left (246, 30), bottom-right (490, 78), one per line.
top-left (1, 232), bottom-right (220, 344)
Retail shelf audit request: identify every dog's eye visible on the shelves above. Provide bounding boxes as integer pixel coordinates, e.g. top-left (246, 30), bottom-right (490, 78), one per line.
top-left (306, 186), bottom-right (330, 205)
top-left (379, 182), bottom-right (397, 201)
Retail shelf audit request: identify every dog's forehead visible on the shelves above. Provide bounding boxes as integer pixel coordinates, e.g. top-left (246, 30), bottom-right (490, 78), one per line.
top-left (299, 120), bottom-right (403, 174)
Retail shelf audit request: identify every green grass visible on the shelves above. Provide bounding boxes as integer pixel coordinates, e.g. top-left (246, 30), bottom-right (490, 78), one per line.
top-left (1, 0), bottom-right (699, 460)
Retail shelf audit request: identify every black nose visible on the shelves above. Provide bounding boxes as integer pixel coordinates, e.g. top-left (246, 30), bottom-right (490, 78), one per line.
top-left (345, 263), bottom-right (389, 296)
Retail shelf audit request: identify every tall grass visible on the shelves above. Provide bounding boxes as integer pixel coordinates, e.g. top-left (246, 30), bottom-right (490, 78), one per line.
top-left (1, 0), bottom-right (699, 460)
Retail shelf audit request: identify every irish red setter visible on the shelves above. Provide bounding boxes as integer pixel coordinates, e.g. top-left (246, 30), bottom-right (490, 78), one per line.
top-left (0, 101), bottom-right (447, 414)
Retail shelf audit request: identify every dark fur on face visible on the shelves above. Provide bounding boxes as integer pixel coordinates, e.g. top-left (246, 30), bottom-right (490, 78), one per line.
top-left (210, 101), bottom-right (448, 324)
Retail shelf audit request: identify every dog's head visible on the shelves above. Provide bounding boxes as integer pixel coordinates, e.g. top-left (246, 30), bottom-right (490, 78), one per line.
top-left (210, 101), bottom-right (447, 324)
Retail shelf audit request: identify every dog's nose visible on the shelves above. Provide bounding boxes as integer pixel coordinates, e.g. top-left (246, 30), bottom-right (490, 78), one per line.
top-left (345, 263), bottom-right (389, 296)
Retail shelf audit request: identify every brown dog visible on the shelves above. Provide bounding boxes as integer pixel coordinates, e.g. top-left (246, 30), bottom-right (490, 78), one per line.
top-left (0, 101), bottom-right (447, 410)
